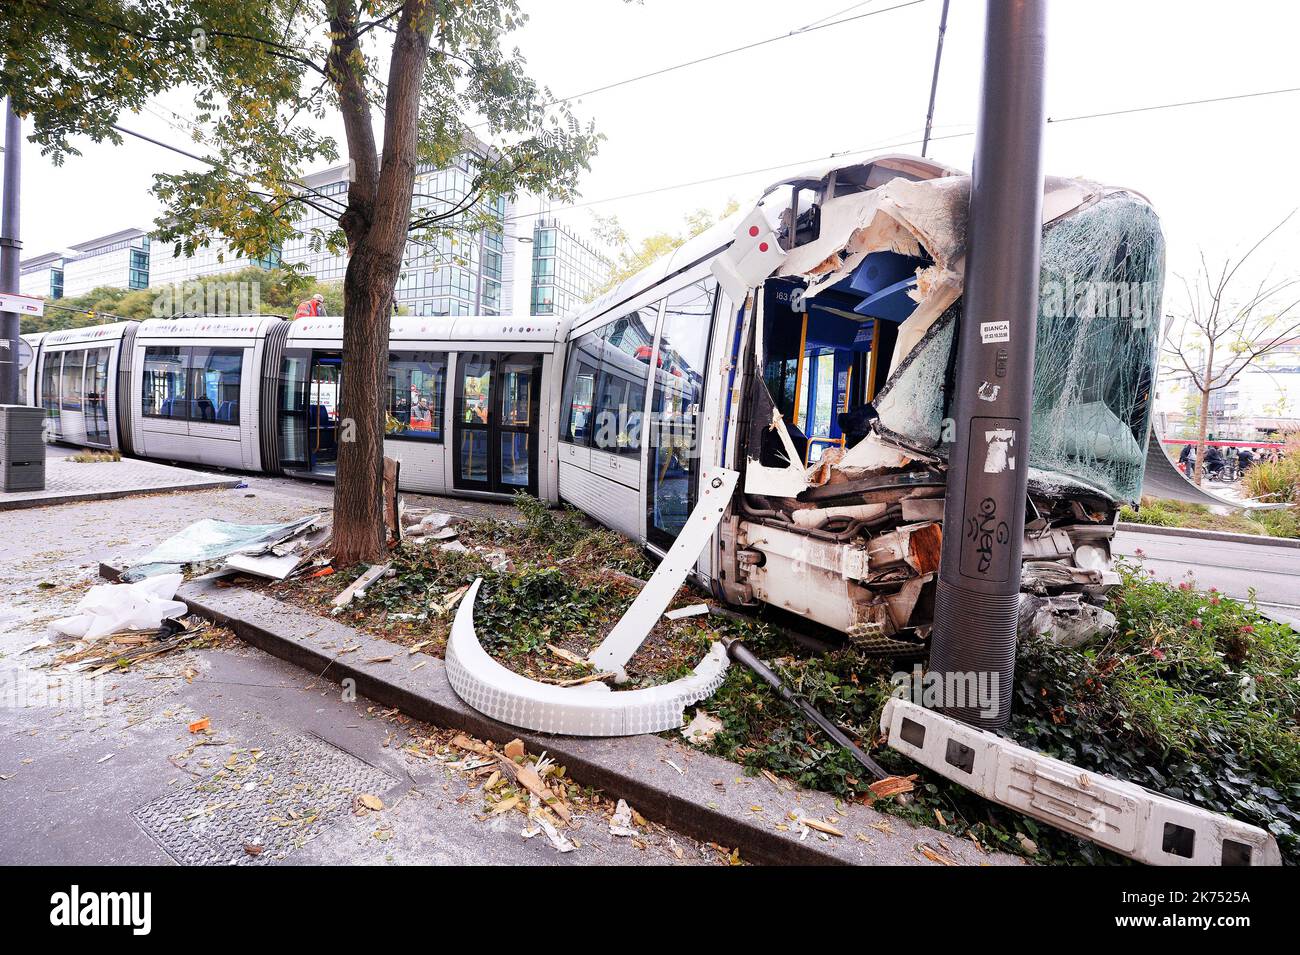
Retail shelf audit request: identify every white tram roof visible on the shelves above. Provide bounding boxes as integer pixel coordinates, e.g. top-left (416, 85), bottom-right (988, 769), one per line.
top-left (579, 152), bottom-right (963, 325)
top-left (287, 314), bottom-right (563, 347)
top-left (40, 321), bottom-right (139, 348)
top-left (137, 315), bottom-right (288, 340)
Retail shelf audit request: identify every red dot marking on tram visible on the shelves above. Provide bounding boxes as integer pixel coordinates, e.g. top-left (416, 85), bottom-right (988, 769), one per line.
top-left (748, 225), bottom-right (760, 237)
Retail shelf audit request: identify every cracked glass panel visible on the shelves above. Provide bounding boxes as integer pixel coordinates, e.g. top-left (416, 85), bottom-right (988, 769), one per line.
top-left (1030, 194), bottom-right (1164, 502)
top-left (871, 194), bottom-right (1163, 503)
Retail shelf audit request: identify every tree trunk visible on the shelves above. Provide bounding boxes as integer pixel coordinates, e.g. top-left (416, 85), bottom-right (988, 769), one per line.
top-left (331, 240), bottom-right (400, 566)
top-left (1192, 340), bottom-right (1215, 486)
top-left (327, 1), bottom-right (435, 568)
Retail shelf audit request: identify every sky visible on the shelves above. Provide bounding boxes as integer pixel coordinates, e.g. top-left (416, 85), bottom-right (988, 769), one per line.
top-left (10, 0), bottom-right (1300, 321)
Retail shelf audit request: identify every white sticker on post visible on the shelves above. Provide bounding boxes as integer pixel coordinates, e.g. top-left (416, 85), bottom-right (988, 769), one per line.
top-left (980, 321), bottom-right (1010, 343)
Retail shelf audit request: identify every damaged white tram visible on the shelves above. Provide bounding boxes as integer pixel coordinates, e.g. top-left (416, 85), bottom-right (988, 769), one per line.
top-left (557, 153), bottom-right (1163, 651)
top-left (22, 154), bottom-right (1164, 652)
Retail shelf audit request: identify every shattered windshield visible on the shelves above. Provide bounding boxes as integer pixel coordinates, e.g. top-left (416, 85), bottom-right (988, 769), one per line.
top-left (1029, 193), bottom-right (1164, 502)
top-left (872, 191), bottom-right (1163, 502)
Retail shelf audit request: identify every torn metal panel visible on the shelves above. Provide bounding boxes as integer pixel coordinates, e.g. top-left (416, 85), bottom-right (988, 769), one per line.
top-left (865, 522), bottom-right (943, 576)
top-left (744, 405), bottom-right (811, 497)
top-left (1018, 593), bottom-right (1116, 647)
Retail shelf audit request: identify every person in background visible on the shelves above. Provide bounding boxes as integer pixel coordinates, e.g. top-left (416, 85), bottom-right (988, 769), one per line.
top-left (1178, 443), bottom-right (1195, 475)
top-left (293, 293), bottom-right (326, 319)
top-left (1237, 446), bottom-right (1255, 474)
top-left (1202, 442), bottom-right (1226, 479)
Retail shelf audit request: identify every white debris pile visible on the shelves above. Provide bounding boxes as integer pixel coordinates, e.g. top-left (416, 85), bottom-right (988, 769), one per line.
top-left (119, 514), bottom-right (326, 582)
top-left (48, 574), bottom-right (187, 640)
top-left (681, 710), bottom-right (723, 747)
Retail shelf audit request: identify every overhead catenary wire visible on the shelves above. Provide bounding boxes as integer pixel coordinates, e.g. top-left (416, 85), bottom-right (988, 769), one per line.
top-left (115, 79), bottom-right (1300, 229)
top-left (467, 0), bottom-right (927, 132)
top-left (920, 0), bottom-right (951, 156)
top-left (1046, 83), bottom-right (1300, 124)
top-left (501, 82), bottom-right (1300, 224)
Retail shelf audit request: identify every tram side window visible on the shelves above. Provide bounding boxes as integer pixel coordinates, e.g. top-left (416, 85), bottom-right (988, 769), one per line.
top-left (593, 309), bottom-right (656, 457)
top-left (560, 330), bottom-right (602, 445)
top-left (60, 349), bottom-right (85, 412)
top-left (142, 347), bottom-right (189, 420)
top-left (387, 351), bottom-right (447, 441)
top-left (40, 353), bottom-right (61, 413)
top-left (191, 347), bottom-right (243, 425)
top-left (648, 280), bottom-right (716, 547)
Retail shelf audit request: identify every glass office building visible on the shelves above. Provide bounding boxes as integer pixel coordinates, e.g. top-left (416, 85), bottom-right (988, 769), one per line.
top-left (529, 218), bottom-right (613, 317)
top-left (282, 153), bottom-right (512, 317)
top-left (28, 152), bottom-right (512, 317)
top-left (57, 229), bottom-right (151, 298)
top-left (19, 251), bottom-right (66, 299)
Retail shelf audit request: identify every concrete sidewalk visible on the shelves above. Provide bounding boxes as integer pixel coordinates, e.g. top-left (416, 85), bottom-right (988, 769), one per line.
top-left (0, 482), bottom-right (714, 866)
top-left (103, 562), bottom-right (1017, 867)
top-left (0, 447), bottom-right (241, 511)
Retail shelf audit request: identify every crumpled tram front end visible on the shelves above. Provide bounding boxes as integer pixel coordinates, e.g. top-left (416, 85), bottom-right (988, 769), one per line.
top-left (713, 155), bottom-right (1165, 653)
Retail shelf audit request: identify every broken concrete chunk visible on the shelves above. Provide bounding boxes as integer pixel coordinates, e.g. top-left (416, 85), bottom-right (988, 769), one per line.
top-left (609, 799), bottom-right (638, 837)
top-left (682, 710), bottom-right (723, 747)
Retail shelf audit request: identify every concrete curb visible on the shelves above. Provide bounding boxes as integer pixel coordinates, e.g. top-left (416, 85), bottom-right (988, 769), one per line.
top-left (1117, 521), bottom-right (1300, 549)
top-left (0, 477), bottom-right (242, 511)
top-left (100, 562), bottom-right (1020, 867)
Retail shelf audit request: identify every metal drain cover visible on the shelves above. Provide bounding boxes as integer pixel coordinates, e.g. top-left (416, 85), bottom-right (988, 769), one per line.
top-left (133, 734), bottom-right (395, 865)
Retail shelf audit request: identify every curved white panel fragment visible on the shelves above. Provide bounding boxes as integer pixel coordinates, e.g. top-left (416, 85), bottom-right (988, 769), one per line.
top-left (445, 578), bottom-right (730, 737)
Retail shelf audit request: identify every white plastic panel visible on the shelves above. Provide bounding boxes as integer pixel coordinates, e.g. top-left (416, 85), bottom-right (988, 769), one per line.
top-left (588, 466), bottom-right (738, 679)
top-left (880, 698), bottom-right (1281, 866)
top-left (558, 460), bottom-right (640, 540)
top-left (589, 448), bottom-right (639, 491)
top-left (445, 578), bottom-right (730, 737)
top-left (384, 438), bottom-right (448, 495)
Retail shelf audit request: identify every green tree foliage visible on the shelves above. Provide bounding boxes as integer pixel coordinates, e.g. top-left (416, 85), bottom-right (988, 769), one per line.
top-left (2, 0), bottom-right (604, 563)
top-left (19, 266), bottom-right (345, 333)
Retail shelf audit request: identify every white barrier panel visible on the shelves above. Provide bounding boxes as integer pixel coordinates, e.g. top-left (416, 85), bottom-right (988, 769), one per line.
top-left (445, 578), bottom-right (730, 737)
top-left (880, 698), bottom-right (1281, 866)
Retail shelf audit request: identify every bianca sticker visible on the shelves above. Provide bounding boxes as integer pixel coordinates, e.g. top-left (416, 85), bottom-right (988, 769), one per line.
top-left (980, 321), bottom-right (1011, 343)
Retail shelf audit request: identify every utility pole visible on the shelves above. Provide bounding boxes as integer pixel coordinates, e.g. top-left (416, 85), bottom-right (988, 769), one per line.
top-left (928, 0), bottom-right (1047, 729)
top-left (0, 98), bottom-right (21, 405)
top-left (920, 0), bottom-right (951, 157)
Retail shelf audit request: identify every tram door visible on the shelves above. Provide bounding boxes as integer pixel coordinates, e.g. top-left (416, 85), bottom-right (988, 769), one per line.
top-left (305, 351), bottom-right (341, 476)
top-left (453, 352), bottom-right (541, 496)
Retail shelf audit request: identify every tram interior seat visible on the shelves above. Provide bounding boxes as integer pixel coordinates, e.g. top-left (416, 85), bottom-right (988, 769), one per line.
top-left (217, 400), bottom-right (239, 423)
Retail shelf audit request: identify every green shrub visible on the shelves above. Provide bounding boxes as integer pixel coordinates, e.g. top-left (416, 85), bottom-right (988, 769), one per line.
top-left (1243, 458), bottom-right (1300, 504)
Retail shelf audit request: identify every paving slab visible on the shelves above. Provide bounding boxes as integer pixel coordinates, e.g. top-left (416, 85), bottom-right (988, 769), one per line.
top-left (0, 452), bottom-right (240, 510)
top-left (101, 564), bottom-right (1022, 867)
